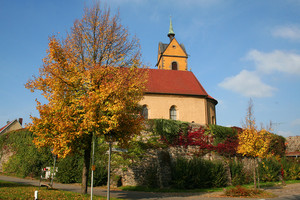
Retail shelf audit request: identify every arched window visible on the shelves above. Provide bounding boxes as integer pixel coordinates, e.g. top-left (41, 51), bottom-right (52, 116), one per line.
top-left (142, 105), bottom-right (148, 119)
top-left (169, 105), bottom-right (177, 120)
top-left (171, 61), bottom-right (178, 70)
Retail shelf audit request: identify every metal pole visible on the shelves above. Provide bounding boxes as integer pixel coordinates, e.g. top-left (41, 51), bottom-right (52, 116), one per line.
top-left (107, 141), bottom-right (112, 200)
top-left (91, 133), bottom-right (95, 200)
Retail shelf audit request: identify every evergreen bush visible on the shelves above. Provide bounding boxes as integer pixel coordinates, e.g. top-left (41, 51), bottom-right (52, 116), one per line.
top-left (1, 129), bottom-right (53, 178)
top-left (207, 124), bottom-right (237, 145)
top-left (210, 161), bottom-right (228, 187)
top-left (92, 157), bottom-right (108, 187)
top-left (229, 160), bottom-right (247, 185)
top-left (56, 154), bottom-right (83, 183)
top-left (171, 157), bottom-right (227, 189)
top-left (259, 158), bottom-right (281, 182)
top-left (281, 157), bottom-right (300, 180)
top-left (149, 119), bottom-right (190, 144)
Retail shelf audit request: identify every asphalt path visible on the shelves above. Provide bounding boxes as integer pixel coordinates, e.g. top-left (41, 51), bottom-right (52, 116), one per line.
top-left (0, 175), bottom-right (299, 200)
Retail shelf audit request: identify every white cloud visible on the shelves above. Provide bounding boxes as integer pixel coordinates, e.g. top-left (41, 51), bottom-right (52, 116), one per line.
top-left (246, 50), bottom-right (300, 75)
top-left (291, 118), bottom-right (300, 126)
top-left (272, 25), bottom-right (300, 41)
top-left (219, 70), bottom-right (276, 98)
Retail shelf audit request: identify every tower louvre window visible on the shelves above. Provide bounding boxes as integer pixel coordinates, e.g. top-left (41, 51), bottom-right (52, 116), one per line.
top-left (172, 62), bottom-right (178, 70)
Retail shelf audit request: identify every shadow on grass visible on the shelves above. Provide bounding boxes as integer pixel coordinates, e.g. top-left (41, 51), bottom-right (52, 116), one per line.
top-left (0, 180), bottom-right (33, 188)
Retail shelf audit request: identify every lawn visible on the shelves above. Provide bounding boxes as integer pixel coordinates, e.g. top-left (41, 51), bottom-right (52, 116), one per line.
top-left (0, 180), bottom-right (119, 200)
top-left (121, 179), bottom-right (300, 193)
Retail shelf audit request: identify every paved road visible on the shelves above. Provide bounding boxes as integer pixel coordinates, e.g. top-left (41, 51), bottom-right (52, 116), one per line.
top-left (0, 175), bottom-right (299, 200)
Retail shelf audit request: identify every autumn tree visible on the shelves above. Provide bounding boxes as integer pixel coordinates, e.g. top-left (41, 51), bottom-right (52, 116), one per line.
top-left (26, 4), bottom-right (147, 194)
top-left (237, 99), bottom-right (272, 188)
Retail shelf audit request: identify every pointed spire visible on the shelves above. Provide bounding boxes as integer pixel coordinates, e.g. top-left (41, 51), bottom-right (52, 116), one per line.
top-left (168, 16), bottom-right (175, 41)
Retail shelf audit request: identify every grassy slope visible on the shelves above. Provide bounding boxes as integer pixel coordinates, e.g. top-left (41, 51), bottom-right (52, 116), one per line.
top-left (0, 180), bottom-right (120, 200)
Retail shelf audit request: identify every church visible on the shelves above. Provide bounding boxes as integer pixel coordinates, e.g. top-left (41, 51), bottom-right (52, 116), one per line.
top-left (140, 20), bottom-right (217, 125)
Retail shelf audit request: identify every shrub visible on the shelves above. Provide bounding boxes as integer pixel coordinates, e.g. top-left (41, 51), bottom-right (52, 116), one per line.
top-left (1, 129), bottom-right (53, 178)
top-left (259, 158), bottom-right (281, 182)
top-left (92, 161), bottom-right (107, 186)
top-left (281, 157), bottom-right (300, 180)
top-left (207, 124), bottom-right (237, 145)
top-left (268, 134), bottom-right (286, 157)
top-left (171, 157), bottom-right (227, 189)
top-left (229, 160), bottom-right (246, 185)
top-left (149, 119), bottom-right (190, 144)
top-left (225, 185), bottom-right (263, 197)
top-left (210, 161), bottom-right (228, 187)
top-left (56, 148), bottom-right (108, 186)
top-left (56, 154), bottom-right (83, 183)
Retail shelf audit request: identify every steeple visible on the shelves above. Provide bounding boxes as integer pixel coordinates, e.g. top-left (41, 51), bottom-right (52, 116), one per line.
top-left (167, 17), bottom-right (175, 41)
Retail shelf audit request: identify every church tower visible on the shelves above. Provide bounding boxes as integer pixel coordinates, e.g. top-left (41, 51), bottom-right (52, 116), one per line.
top-left (156, 18), bottom-right (188, 71)
top-left (140, 18), bottom-right (217, 125)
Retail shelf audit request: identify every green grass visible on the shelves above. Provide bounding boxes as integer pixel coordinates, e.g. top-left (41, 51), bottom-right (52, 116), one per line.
top-left (121, 179), bottom-right (300, 193)
top-left (0, 180), bottom-right (120, 200)
top-left (120, 185), bottom-right (224, 193)
top-left (236, 179), bottom-right (300, 189)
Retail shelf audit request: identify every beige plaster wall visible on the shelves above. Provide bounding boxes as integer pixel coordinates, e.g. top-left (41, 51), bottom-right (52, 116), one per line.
top-left (207, 100), bottom-right (216, 125)
top-left (140, 94), bottom-right (213, 125)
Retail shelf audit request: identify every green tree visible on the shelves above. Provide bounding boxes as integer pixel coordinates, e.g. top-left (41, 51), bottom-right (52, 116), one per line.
top-left (26, 3), bottom-right (147, 194)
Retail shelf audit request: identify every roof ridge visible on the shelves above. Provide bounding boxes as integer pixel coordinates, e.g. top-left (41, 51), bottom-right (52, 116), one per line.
top-left (0, 119), bottom-right (17, 134)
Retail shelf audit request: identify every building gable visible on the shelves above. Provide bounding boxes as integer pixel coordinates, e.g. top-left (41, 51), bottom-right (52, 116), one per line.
top-left (163, 38), bottom-right (187, 58)
top-left (0, 118), bottom-right (23, 135)
top-left (157, 38), bottom-right (188, 71)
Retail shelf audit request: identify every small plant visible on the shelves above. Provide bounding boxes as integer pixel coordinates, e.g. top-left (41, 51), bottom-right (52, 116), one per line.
top-left (229, 160), bottom-right (247, 185)
top-left (259, 158), bottom-right (281, 182)
top-left (225, 185), bottom-right (263, 197)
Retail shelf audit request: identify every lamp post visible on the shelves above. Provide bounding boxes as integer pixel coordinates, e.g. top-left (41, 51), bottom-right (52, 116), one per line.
top-left (107, 139), bottom-right (112, 200)
top-left (105, 132), bottom-right (115, 200)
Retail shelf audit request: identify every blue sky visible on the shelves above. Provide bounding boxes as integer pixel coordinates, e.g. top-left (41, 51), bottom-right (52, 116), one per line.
top-left (1, 0), bottom-right (300, 137)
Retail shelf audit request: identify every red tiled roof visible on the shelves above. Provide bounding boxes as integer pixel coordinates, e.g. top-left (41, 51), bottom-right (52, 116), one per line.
top-left (0, 124), bottom-right (8, 132)
top-left (286, 151), bottom-right (300, 157)
top-left (145, 69), bottom-right (217, 104)
top-left (0, 120), bottom-right (15, 133)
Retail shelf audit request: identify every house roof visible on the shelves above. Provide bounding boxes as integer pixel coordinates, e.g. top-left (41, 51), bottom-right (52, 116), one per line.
top-left (286, 151), bottom-right (300, 157)
top-left (0, 120), bottom-right (16, 134)
top-left (145, 69), bottom-right (217, 104)
top-left (0, 119), bottom-right (23, 134)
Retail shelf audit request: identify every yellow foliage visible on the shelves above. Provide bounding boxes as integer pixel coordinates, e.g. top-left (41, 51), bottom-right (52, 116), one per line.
top-left (25, 5), bottom-right (148, 158)
top-left (237, 127), bottom-right (272, 158)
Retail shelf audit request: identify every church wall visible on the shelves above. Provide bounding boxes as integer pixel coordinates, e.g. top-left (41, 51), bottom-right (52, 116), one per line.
top-left (207, 100), bottom-right (217, 125)
top-left (140, 94), bottom-right (208, 124)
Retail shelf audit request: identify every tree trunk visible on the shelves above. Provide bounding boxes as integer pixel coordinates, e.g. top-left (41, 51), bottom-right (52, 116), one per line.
top-left (256, 159), bottom-right (260, 189)
top-left (253, 158), bottom-right (256, 189)
top-left (81, 136), bottom-right (92, 194)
